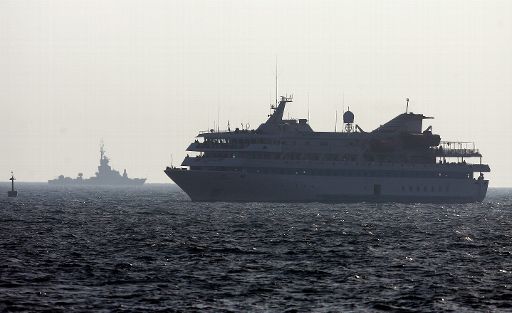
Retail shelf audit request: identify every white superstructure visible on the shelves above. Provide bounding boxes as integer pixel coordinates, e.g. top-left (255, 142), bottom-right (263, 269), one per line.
top-left (165, 96), bottom-right (489, 203)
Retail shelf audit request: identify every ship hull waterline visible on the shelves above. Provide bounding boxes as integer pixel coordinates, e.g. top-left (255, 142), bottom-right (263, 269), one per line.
top-left (165, 168), bottom-right (488, 203)
top-left (47, 179), bottom-right (146, 186)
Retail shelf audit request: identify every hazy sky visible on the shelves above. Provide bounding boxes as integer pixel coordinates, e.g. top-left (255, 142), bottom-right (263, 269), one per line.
top-left (1, 0), bottom-right (511, 185)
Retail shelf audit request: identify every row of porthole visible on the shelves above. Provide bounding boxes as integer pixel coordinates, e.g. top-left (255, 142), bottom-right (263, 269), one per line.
top-left (251, 168), bottom-right (467, 179)
top-left (401, 185), bottom-right (449, 192)
top-left (288, 184), bottom-right (452, 191)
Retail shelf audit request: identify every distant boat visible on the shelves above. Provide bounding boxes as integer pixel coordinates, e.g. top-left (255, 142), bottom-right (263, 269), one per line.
top-left (48, 143), bottom-right (146, 186)
top-left (8, 171), bottom-right (17, 197)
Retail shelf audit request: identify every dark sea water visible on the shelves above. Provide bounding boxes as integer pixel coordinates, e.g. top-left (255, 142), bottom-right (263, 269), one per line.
top-left (1, 184), bottom-right (511, 312)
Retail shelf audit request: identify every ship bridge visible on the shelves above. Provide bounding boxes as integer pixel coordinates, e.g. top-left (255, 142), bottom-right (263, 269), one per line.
top-left (256, 95), bottom-right (313, 134)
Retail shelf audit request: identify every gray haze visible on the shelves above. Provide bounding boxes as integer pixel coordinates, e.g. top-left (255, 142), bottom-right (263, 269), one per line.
top-left (1, 0), bottom-right (511, 185)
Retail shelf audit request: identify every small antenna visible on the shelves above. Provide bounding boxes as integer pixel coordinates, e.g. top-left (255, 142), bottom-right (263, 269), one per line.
top-left (342, 92), bottom-right (345, 132)
top-left (406, 98), bottom-right (410, 113)
top-left (334, 110), bottom-right (338, 132)
top-left (269, 91), bottom-right (272, 116)
top-left (275, 56), bottom-right (278, 105)
top-left (307, 92), bottom-right (310, 122)
top-left (100, 139), bottom-right (105, 159)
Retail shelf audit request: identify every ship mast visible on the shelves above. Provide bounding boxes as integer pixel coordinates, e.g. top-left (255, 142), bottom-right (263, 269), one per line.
top-left (275, 58), bottom-right (278, 106)
top-left (100, 141), bottom-right (105, 160)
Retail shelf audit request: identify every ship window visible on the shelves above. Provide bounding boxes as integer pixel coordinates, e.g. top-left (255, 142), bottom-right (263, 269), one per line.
top-left (431, 186), bottom-right (435, 192)
top-left (409, 186), bottom-right (413, 192)
top-left (423, 186), bottom-right (427, 192)
top-left (416, 186), bottom-right (420, 192)
top-left (439, 186), bottom-right (443, 192)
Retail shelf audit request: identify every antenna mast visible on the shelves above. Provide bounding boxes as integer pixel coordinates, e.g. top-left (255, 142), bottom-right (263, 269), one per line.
top-left (406, 98), bottom-right (410, 113)
top-left (275, 57), bottom-right (278, 105)
top-left (269, 91), bottom-right (272, 116)
top-left (334, 110), bottom-right (338, 132)
top-left (100, 140), bottom-right (105, 160)
top-left (341, 92), bottom-right (345, 132)
top-left (307, 92), bottom-right (310, 122)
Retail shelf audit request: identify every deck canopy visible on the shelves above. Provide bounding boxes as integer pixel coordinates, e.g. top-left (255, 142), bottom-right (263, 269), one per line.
top-left (373, 113), bottom-right (433, 134)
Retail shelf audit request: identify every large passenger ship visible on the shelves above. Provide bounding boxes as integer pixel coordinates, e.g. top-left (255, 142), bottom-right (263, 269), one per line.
top-left (165, 96), bottom-right (489, 202)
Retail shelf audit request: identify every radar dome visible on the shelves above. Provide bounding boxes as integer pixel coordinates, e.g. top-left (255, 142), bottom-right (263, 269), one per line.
top-left (343, 110), bottom-right (354, 124)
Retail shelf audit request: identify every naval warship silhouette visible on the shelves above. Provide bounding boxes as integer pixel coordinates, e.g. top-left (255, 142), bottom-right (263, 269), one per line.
top-left (49, 143), bottom-right (145, 186)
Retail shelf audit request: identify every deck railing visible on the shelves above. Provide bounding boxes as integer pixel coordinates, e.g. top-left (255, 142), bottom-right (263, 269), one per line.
top-left (435, 141), bottom-right (481, 158)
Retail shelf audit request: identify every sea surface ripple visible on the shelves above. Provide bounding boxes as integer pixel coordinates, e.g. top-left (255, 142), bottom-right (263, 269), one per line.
top-left (1, 184), bottom-right (512, 312)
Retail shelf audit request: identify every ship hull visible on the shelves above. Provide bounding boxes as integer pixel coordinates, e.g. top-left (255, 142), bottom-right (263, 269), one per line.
top-left (48, 178), bottom-right (146, 186)
top-left (165, 168), bottom-right (488, 203)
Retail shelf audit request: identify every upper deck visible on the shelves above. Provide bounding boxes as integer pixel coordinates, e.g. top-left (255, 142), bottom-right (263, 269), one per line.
top-left (183, 96), bottom-right (488, 168)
